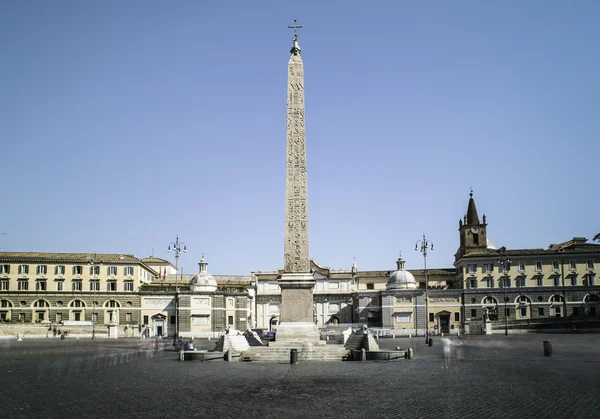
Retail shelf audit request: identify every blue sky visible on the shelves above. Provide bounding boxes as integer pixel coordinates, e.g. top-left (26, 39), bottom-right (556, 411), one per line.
top-left (1, 1), bottom-right (599, 275)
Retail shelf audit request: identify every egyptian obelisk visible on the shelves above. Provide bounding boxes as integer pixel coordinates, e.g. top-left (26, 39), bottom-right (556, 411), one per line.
top-left (276, 20), bottom-right (320, 343)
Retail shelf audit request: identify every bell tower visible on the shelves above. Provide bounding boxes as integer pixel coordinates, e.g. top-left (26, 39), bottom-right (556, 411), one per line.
top-left (457, 190), bottom-right (488, 259)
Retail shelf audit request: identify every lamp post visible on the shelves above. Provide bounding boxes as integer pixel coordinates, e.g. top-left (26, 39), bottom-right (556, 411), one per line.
top-left (416, 234), bottom-right (434, 343)
top-left (88, 256), bottom-right (102, 340)
top-left (250, 276), bottom-right (258, 329)
top-left (168, 235), bottom-right (186, 345)
top-left (498, 253), bottom-right (511, 336)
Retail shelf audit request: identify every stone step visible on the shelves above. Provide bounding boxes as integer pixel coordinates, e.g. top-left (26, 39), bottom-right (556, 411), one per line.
top-left (240, 347), bottom-right (350, 363)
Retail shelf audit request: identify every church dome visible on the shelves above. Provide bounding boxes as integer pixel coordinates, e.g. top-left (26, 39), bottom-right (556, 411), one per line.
top-left (386, 256), bottom-right (418, 290)
top-left (190, 256), bottom-right (217, 292)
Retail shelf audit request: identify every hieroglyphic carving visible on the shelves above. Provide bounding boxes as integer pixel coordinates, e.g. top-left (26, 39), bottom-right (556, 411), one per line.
top-left (284, 47), bottom-right (310, 273)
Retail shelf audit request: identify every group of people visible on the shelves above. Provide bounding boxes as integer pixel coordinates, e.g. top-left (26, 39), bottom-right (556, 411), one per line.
top-left (51, 326), bottom-right (68, 339)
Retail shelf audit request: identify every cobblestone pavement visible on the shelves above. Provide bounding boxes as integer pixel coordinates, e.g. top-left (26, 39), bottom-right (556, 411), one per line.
top-left (1, 334), bottom-right (599, 419)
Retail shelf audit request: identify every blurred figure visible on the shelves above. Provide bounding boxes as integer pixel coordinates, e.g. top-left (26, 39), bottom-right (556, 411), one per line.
top-left (441, 337), bottom-right (452, 368)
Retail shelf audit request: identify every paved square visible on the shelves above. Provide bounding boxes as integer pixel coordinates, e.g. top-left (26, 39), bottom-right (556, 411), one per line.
top-left (1, 334), bottom-right (598, 418)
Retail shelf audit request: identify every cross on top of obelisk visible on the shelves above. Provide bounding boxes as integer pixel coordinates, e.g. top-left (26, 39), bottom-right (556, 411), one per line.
top-left (288, 19), bottom-right (303, 37)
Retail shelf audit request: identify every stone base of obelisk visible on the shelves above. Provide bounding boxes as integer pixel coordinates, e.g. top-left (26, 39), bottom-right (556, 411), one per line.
top-left (273, 273), bottom-right (321, 345)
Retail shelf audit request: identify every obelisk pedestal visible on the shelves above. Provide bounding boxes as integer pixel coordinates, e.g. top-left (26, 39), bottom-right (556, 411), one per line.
top-left (275, 23), bottom-right (320, 345)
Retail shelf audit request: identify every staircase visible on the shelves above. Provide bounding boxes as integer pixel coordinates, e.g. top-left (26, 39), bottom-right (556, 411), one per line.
top-left (240, 344), bottom-right (349, 363)
top-left (344, 331), bottom-right (380, 351)
top-left (213, 334), bottom-right (250, 352)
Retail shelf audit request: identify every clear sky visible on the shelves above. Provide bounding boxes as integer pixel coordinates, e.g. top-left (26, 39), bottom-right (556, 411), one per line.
top-left (1, 1), bottom-right (599, 275)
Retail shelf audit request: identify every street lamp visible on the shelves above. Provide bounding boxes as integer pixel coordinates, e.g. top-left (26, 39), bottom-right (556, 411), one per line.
top-left (250, 276), bottom-right (258, 329)
top-left (497, 253), bottom-right (511, 336)
top-left (88, 256), bottom-right (102, 340)
top-left (416, 234), bottom-right (434, 343)
top-left (168, 235), bottom-right (186, 345)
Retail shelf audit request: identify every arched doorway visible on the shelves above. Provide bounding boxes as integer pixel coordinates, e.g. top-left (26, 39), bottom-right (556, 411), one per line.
top-left (437, 311), bottom-right (451, 334)
top-left (1, 299), bottom-right (13, 322)
top-left (515, 295), bottom-right (531, 320)
top-left (481, 296), bottom-right (499, 320)
top-left (151, 313), bottom-right (166, 337)
top-left (33, 299), bottom-right (50, 322)
top-left (68, 299), bottom-right (86, 321)
top-left (584, 294), bottom-right (599, 316)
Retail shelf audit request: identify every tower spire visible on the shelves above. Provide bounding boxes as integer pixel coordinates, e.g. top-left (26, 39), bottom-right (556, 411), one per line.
top-left (466, 189), bottom-right (480, 225)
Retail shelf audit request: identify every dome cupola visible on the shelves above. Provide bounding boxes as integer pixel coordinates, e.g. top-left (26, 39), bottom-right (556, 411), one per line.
top-left (189, 255), bottom-right (217, 292)
top-left (386, 255), bottom-right (418, 290)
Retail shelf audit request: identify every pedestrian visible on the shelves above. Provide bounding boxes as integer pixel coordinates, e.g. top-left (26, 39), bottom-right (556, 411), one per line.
top-left (441, 337), bottom-right (451, 369)
top-left (53, 327), bottom-right (57, 337)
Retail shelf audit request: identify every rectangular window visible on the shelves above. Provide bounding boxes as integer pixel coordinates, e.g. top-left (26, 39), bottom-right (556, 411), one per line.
top-left (520, 307), bottom-right (527, 317)
top-left (536, 277), bottom-right (543, 287)
top-left (553, 276), bottom-right (560, 287)
top-left (170, 315), bottom-right (176, 325)
top-left (124, 281), bottom-right (133, 292)
top-left (428, 313), bottom-right (434, 322)
top-left (454, 312), bottom-right (460, 322)
top-left (587, 260), bottom-right (595, 270)
top-left (143, 315), bottom-right (149, 325)
top-left (588, 274), bottom-right (596, 286)
top-left (469, 279), bottom-right (478, 289)
top-left (55, 265), bottom-right (65, 275)
top-left (569, 260), bottom-right (576, 271)
top-left (18, 279), bottom-right (29, 291)
top-left (124, 266), bottom-right (134, 276)
top-left (125, 313), bottom-right (132, 322)
top-left (517, 277), bottom-right (525, 287)
top-left (552, 261), bottom-right (559, 272)
top-left (538, 307), bottom-right (544, 316)
top-left (107, 281), bottom-right (117, 292)
top-left (107, 266), bottom-right (117, 276)
top-left (395, 312), bottom-right (412, 323)
top-left (366, 283), bottom-right (374, 290)
top-left (37, 265), bottom-right (47, 275)
top-left (471, 309), bottom-right (477, 318)
top-left (467, 264), bottom-right (476, 274)
top-left (505, 308), bottom-right (511, 317)
top-left (73, 311), bottom-right (81, 321)
top-left (192, 316), bottom-right (210, 326)
top-left (555, 307), bottom-right (562, 318)
top-left (56, 313), bottom-right (62, 322)
top-left (571, 275), bottom-right (578, 286)
top-left (36, 280), bottom-right (46, 291)
top-left (0, 264), bottom-right (10, 274)
top-left (483, 263), bottom-right (494, 274)
top-left (535, 261), bottom-right (543, 272)
top-left (486, 278), bottom-right (494, 288)
top-left (56, 280), bottom-right (64, 291)
top-left (0, 279), bottom-right (8, 290)
top-left (518, 262), bottom-right (525, 272)
top-left (89, 265), bottom-right (100, 275)
top-left (90, 280), bottom-right (99, 291)
top-left (502, 277), bottom-right (511, 288)
top-left (228, 315), bottom-right (234, 326)
top-left (573, 307), bottom-right (579, 316)
top-left (72, 265), bottom-right (82, 275)
top-left (72, 280), bottom-right (82, 291)
top-left (18, 265), bottom-right (29, 274)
